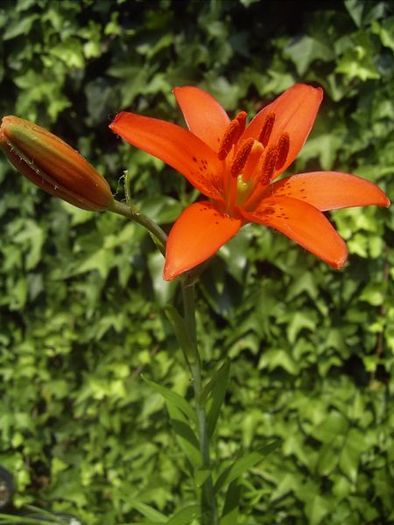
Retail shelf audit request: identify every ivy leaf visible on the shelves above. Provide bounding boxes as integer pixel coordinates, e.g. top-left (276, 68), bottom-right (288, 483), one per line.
top-left (285, 36), bottom-right (334, 75)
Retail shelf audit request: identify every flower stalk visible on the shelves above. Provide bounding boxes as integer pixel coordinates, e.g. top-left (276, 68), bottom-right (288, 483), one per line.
top-left (109, 199), bottom-right (167, 254)
top-left (181, 276), bottom-right (218, 525)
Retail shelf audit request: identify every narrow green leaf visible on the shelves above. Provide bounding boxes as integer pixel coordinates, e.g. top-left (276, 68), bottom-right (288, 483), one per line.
top-left (0, 517), bottom-right (49, 525)
top-left (142, 375), bottom-right (196, 425)
top-left (0, 507), bottom-right (65, 525)
top-left (129, 501), bottom-right (167, 523)
top-left (205, 360), bottom-right (231, 437)
top-left (215, 441), bottom-right (279, 493)
top-left (195, 468), bottom-right (211, 488)
top-left (119, 520), bottom-right (170, 525)
top-left (170, 418), bottom-right (199, 450)
top-left (166, 505), bottom-right (200, 524)
top-left (164, 305), bottom-right (197, 364)
top-left (166, 403), bottom-right (201, 468)
top-left (25, 506), bottom-right (64, 521)
top-left (142, 378), bottom-right (200, 466)
top-left (220, 481), bottom-right (242, 525)
top-left (0, 514), bottom-right (48, 525)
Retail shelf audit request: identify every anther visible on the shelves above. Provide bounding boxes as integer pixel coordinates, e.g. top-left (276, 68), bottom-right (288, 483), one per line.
top-left (258, 112), bottom-right (275, 147)
top-left (261, 145), bottom-right (278, 185)
top-left (218, 111), bottom-right (248, 160)
top-left (231, 137), bottom-right (254, 177)
top-left (275, 133), bottom-right (290, 170)
top-left (235, 110), bottom-right (247, 130)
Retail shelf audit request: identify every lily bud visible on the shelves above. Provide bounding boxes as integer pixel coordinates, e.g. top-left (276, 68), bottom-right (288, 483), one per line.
top-left (0, 116), bottom-right (113, 211)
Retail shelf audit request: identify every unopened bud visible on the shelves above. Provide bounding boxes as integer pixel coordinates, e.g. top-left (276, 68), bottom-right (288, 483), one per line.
top-left (0, 116), bottom-right (113, 211)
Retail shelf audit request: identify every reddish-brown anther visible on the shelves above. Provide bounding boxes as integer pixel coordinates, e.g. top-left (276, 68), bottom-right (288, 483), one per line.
top-left (261, 145), bottom-right (279, 185)
top-left (231, 138), bottom-right (255, 177)
top-left (275, 133), bottom-right (290, 170)
top-left (258, 112), bottom-right (275, 147)
top-left (217, 111), bottom-right (247, 160)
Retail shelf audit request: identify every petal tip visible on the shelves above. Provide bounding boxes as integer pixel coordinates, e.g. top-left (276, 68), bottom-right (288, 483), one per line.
top-left (108, 112), bottom-right (127, 132)
top-left (163, 261), bottom-right (181, 281)
top-left (330, 248), bottom-right (348, 270)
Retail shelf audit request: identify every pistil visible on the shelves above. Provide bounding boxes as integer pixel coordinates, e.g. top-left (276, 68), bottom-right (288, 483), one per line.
top-left (242, 140), bottom-right (264, 182)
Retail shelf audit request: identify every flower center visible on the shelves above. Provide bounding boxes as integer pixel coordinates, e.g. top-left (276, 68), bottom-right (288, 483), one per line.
top-left (217, 110), bottom-right (290, 212)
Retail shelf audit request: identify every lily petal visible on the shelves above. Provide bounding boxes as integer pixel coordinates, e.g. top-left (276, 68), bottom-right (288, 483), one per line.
top-left (243, 84), bottom-right (323, 174)
top-left (110, 112), bottom-right (224, 200)
top-left (174, 86), bottom-right (230, 152)
top-left (164, 201), bottom-right (242, 280)
top-left (243, 196), bottom-right (348, 268)
top-left (266, 172), bottom-right (391, 211)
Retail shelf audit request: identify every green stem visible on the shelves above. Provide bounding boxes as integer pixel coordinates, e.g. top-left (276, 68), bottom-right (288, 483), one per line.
top-left (182, 276), bottom-right (218, 525)
top-left (109, 199), bottom-right (167, 255)
top-left (110, 196), bottom-right (217, 522)
top-left (124, 170), bottom-right (133, 206)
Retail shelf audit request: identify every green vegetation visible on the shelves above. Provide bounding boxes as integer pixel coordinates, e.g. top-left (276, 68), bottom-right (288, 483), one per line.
top-left (0, 0), bottom-right (393, 523)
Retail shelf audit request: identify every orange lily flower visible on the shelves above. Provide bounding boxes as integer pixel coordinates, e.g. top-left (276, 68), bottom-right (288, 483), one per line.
top-left (110, 84), bottom-right (390, 280)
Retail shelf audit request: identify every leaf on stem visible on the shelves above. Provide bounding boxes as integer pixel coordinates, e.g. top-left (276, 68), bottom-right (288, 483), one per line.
top-left (142, 376), bottom-right (201, 467)
top-left (203, 360), bottom-right (231, 437)
top-left (165, 504), bottom-right (200, 524)
top-left (166, 403), bottom-right (201, 468)
top-left (219, 480), bottom-right (242, 525)
top-left (128, 500), bottom-right (167, 523)
top-left (194, 468), bottom-right (211, 487)
top-left (214, 440), bottom-right (280, 494)
top-left (142, 375), bottom-right (196, 424)
top-left (164, 305), bottom-right (198, 366)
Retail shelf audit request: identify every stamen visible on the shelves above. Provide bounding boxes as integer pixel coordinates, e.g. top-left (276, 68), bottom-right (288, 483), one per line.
top-left (231, 137), bottom-right (254, 177)
top-left (218, 111), bottom-right (247, 160)
top-left (275, 133), bottom-right (290, 170)
top-left (235, 110), bottom-right (247, 129)
top-left (258, 112), bottom-right (275, 147)
top-left (261, 145), bottom-right (278, 185)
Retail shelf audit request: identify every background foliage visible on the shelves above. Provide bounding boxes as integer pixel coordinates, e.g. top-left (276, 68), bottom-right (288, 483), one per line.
top-left (0, 0), bottom-right (393, 523)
